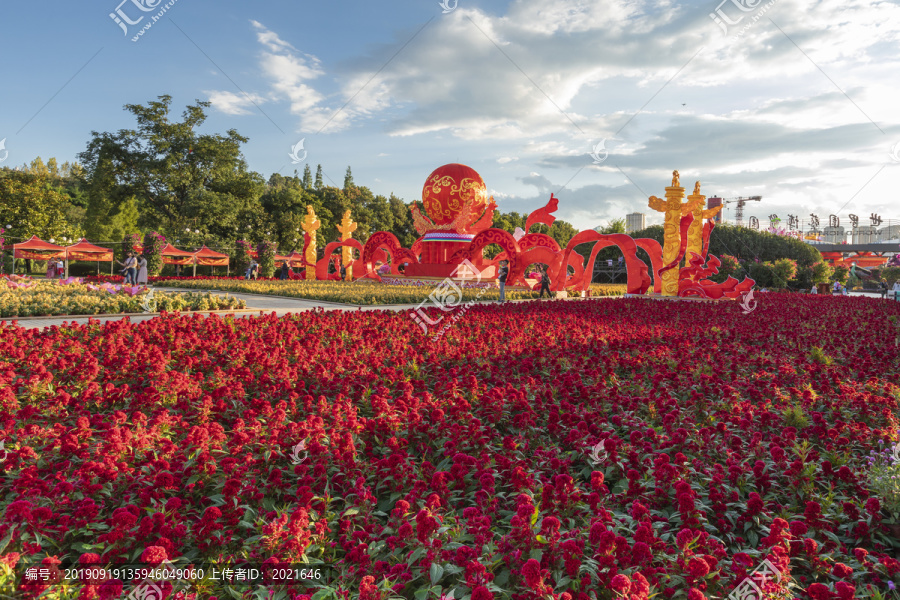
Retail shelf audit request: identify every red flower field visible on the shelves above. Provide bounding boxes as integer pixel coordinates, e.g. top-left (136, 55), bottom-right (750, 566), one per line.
top-left (1, 294), bottom-right (899, 599)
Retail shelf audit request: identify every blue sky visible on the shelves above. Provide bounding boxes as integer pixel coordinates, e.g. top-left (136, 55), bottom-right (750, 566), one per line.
top-left (1, 0), bottom-right (899, 232)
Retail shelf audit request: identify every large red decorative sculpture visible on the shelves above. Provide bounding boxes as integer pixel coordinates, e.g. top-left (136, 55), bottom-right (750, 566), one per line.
top-left (358, 164), bottom-right (753, 300)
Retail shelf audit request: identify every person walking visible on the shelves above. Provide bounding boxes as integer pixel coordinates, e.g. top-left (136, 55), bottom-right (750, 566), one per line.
top-left (117, 252), bottom-right (136, 285)
top-left (892, 280), bottom-right (900, 301)
top-left (340, 264), bottom-right (346, 281)
top-left (280, 261), bottom-right (289, 280)
top-left (136, 255), bottom-right (148, 285)
top-left (47, 259), bottom-right (56, 279)
top-left (497, 260), bottom-right (509, 303)
top-left (880, 278), bottom-right (889, 299)
top-left (539, 266), bottom-right (552, 299)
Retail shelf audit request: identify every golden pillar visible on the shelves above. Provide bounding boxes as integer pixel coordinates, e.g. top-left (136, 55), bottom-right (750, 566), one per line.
top-left (302, 205), bottom-right (320, 280)
top-left (648, 170), bottom-right (702, 296)
top-left (684, 181), bottom-right (722, 260)
top-left (337, 210), bottom-right (357, 279)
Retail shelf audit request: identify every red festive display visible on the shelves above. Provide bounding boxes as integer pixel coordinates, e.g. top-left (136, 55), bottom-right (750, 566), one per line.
top-left (359, 164), bottom-right (754, 300)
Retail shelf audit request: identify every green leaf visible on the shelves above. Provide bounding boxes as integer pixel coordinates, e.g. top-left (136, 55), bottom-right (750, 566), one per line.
top-left (415, 589), bottom-right (430, 600)
top-left (408, 547), bottom-right (426, 566)
top-left (430, 563), bottom-right (444, 585)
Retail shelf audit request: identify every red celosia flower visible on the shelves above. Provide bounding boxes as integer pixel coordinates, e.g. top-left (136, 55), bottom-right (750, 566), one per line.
top-left (471, 585), bottom-right (493, 600)
top-left (140, 546), bottom-right (168, 566)
top-left (610, 574), bottom-right (631, 593)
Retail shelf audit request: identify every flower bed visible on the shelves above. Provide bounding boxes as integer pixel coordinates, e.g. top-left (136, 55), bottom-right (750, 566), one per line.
top-left (0, 277), bottom-right (246, 317)
top-left (0, 295), bottom-right (899, 599)
top-left (159, 279), bottom-right (627, 305)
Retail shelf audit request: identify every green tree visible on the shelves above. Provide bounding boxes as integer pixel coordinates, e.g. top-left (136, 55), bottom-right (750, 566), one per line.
top-left (343, 166), bottom-right (354, 191)
top-left (831, 265), bottom-right (849, 285)
top-left (0, 170), bottom-right (82, 243)
top-left (770, 258), bottom-right (798, 289)
top-left (388, 195), bottom-right (416, 247)
top-left (78, 95), bottom-right (266, 246)
top-left (302, 164), bottom-right (313, 190)
top-left (314, 165), bottom-right (324, 190)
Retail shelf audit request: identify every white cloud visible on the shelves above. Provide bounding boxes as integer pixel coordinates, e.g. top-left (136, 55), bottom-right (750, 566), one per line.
top-left (206, 90), bottom-right (267, 116)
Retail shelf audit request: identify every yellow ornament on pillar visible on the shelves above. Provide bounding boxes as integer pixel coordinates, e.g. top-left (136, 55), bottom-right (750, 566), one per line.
top-left (302, 205), bottom-right (320, 280)
top-left (337, 210), bottom-right (357, 279)
top-left (684, 181), bottom-right (722, 261)
top-left (648, 170), bottom-right (703, 296)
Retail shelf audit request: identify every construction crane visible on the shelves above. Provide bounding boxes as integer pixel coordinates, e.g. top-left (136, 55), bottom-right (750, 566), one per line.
top-left (720, 196), bottom-right (762, 227)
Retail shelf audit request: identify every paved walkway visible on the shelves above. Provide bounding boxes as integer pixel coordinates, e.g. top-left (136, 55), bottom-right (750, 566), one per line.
top-left (3, 287), bottom-right (535, 330)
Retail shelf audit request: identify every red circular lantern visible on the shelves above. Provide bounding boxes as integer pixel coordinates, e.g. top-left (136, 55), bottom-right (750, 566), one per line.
top-left (421, 164), bottom-right (489, 229)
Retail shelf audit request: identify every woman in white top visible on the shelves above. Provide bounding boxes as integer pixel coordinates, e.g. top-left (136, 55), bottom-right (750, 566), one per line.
top-left (136, 255), bottom-right (148, 285)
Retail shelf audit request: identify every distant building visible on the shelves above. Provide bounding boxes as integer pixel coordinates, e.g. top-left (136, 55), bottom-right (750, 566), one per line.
top-left (625, 212), bottom-right (646, 233)
top-left (707, 198), bottom-right (723, 223)
top-left (853, 226), bottom-right (877, 244)
top-left (823, 226), bottom-right (845, 244)
top-left (878, 225), bottom-right (900, 242)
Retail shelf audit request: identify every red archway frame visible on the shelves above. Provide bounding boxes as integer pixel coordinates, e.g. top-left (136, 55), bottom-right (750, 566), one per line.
top-left (633, 239), bottom-right (664, 294)
top-left (517, 246), bottom-right (567, 290)
top-left (447, 228), bottom-right (523, 284)
top-left (317, 239), bottom-right (365, 281)
top-left (518, 232), bottom-right (561, 252)
top-left (553, 231), bottom-right (652, 295)
top-left (362, 232), bottom-right (420, 282)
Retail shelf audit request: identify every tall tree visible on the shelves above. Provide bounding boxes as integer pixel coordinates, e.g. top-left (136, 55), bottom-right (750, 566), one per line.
top-left (343, 166), bottom-right (354, 191)
top-left (302, 164), bottom-right (313, 189)
top-left (314, 165), bottom-right (324, 190)
top-left (77, 95), bottom-right (265, 245)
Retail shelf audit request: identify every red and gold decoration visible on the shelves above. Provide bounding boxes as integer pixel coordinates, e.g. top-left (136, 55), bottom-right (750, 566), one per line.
top-left (302, 205), bottom-right (321, 281)
top-left (355, 163), bottom-right (752, 301)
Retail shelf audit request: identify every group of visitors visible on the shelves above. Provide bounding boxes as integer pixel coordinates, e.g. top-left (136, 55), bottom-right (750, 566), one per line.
top-left (116, 252), bottom-right (148, 285)
top-left (45, 258), bottom-right (65, 279)
top-left (246, 260), bottom-right (260, 280)
top-left (496, 261), bottom-right (553, 303)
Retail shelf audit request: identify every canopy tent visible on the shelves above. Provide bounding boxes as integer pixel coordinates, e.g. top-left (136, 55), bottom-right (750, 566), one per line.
top-left (62, 239), bottom-right (115, 276)
top-left (192, 245), bottom-right (230, 276)
top-left (13, 236), bottom-right (66, 260)
top-left (159, 244), bottom-right (197, 265)
top-left (193, 245), bottom-right (229, 266)
top-left (63, 239), bottom-right (114, 261)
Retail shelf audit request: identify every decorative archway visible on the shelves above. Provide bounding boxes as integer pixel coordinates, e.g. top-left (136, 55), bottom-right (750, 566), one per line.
top-left (317, 239), bottom-right (364, 281)
top-left (361, 232), bottom-right (420, 281)
top-left (447, 228), bottom-right (523, 284)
